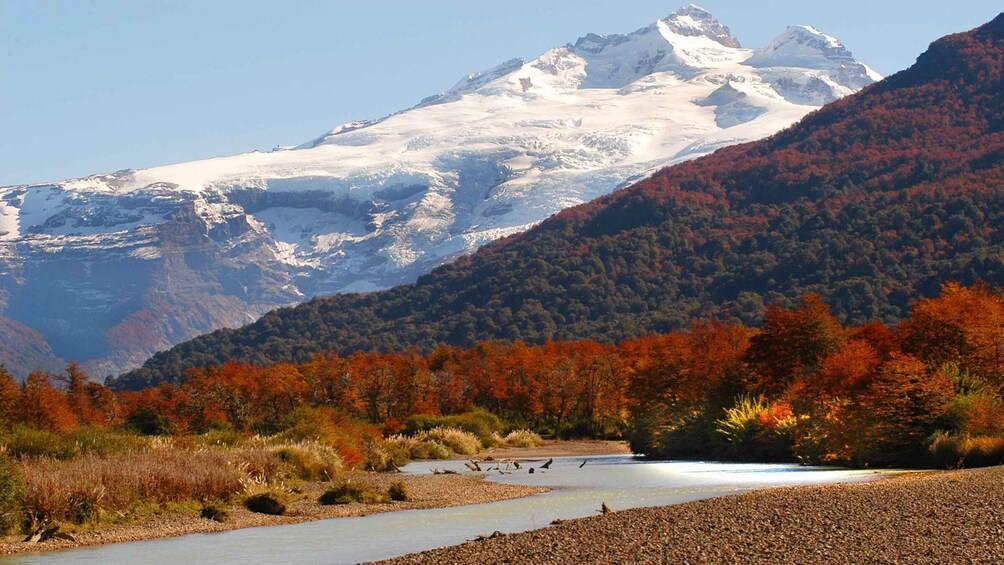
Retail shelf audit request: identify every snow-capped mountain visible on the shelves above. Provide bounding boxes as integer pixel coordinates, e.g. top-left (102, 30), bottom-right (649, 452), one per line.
top-left (0, 5), bottom-right (881, 377)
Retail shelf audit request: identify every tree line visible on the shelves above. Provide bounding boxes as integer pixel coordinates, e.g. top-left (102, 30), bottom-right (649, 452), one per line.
top-left (5, 282), bottom-right (1003, 468)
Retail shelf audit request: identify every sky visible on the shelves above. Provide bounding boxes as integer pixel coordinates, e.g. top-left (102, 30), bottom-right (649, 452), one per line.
top-left (1, 1), bottom-right (1000, 186)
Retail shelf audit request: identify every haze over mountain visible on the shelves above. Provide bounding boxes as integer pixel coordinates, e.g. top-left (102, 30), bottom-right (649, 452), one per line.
top-left (0, 6), bottom-right (879, 378)
top-left (115, 13), bottom-right (1004, 390)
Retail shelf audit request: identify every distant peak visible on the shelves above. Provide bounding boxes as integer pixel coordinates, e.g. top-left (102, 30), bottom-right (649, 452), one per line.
top-left (747, 24), bottom-right (882, 88)
top-left (760, 24), bottom-right (853, 57)
top-left (660, 4), bottom-right (742, 48)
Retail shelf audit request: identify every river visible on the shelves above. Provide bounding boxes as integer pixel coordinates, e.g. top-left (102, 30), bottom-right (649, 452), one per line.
top-left (4, 455), bottom-right (888, 564)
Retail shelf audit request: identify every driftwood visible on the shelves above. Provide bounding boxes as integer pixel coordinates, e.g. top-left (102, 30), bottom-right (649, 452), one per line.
top-left (471, 530), bottom-right (505, 542)
top-left (23, 525), bottom-right (75, 545)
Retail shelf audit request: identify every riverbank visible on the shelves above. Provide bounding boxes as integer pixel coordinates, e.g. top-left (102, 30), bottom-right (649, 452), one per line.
top-left (382, 465), bottom-right (1004, 564)
top-left (0, 440), bottom-right (630, 557)
top-left (0, 470), bottom-right (546, 556)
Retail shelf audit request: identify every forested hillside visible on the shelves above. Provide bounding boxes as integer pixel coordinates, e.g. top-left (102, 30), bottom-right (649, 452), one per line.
top-left (115, 14), bottom-right (1004, 390)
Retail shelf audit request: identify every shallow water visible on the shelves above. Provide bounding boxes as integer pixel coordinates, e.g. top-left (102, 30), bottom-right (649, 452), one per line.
top-left (3, 455), bottom-right (886, 564)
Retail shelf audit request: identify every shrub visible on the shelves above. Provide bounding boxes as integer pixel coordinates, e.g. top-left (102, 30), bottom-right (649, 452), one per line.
top-left (244, 493), bottom-right (286, 515)
top-left (388, 481), bottom-right (408, 502)
top-left (271, 444), bottom-right (342, 481)
top-left (0, 456), bottom-right (22, 533)
top-left (501, 429), bottom-right (544, 448)
top-left (789, 398), bottom-right (855, 465)
top-left (127, 408), bottom-right (177, 436)
top-left (653, 412), bottom-right (726, 460)
top-left (385, 435), bottom-right (451, 461)
top-left (715, 396), bottom-right (795, 462)
top-left (277, 407), bottom-right (381, 469)
top-left (200, 504), bottom-right (229, 522)
top-left (946, 391), bottom-right (1004, 437)
top-left (318, 482), bottom-right (387, 505)
top-left (403, 409), bottom-right (506, 448)
top-left (442, 409), bottom-right (506, 447)
top-left (401, 414), bottom-right (442, 436)
top-left (421, 427), bottom-right (481, 456)
top-left (929, 432), bottom-right (1004, 468)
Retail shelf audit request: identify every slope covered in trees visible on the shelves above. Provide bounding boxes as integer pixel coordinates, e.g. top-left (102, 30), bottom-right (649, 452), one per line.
top-left (20, 283), bottom-right (1001, 469)
top-left (115, 14), bottom-right (1004, 389)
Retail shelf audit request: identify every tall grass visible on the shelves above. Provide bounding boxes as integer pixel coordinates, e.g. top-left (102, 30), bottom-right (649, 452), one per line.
top-left (0, 426), bottom-right (152, 460)
top-left (928, 432), bottom-right (1004, 468)
top-left (499, 429), bottom-right (544, 448)
top-left (0, 455), bottom-right (22, 533)
top-left (403, 409), bottom-right (505, 448)
top-left (11, 440), bottom-right (336, 529)
top-left (18, 448), bottom-right (251, 527)
top-left (420, 427), bottom-right (482, 456)
top-left (384, 434), bottom-right (451, 461)
top-left (271, 442), bottom-right (343, 481)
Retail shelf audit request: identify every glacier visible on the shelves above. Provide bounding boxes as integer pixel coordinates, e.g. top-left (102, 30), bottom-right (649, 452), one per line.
top-left (0, 5), bottom-right (881, 377)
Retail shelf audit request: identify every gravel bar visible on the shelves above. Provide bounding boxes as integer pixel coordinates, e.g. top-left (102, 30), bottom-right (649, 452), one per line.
top-left (381, 465), bottom-right (1004, 564)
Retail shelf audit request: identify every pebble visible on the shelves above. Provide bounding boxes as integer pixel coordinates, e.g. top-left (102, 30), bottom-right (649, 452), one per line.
top-left (379, 466), bottom-right (1004, 564)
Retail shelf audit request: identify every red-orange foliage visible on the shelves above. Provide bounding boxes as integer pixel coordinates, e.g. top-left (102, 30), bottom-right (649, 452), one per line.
top-left (5, 283), bottom-right (1003, 468)
top-left (747, 294), bottom-right (846, 393)
top-left (899, 282), bottom-right (1004, 388)
top-left (17, 372), bottom-right (77, 433)
top-left (0, 365), bottom-right (18, 427)
top-left (849, 353), bottom-right (956, 464)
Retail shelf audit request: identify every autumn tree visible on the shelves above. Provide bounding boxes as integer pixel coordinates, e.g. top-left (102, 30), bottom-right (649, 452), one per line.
top-left (17, 372), bottom-right (77, 432)
top-left (746, 294), bottom-right (846, 394)
top-left (899, 282), bottom-right (1004, 390)
top-left (0, 365), bottom-right (17, 428)
top-left (850, 354), bottom-right (954, 466)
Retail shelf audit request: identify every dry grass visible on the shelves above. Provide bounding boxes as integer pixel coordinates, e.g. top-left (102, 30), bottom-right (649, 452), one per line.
top-left (929, 433), bottom-right (1004, 468)
top-left (270, 442), bottom-right (344, 481)
top-left (419, 427), bottom-right (482, 456)
top-left (12, 441), bottom-right (333, 528)
top-left (18, 448), bottom-right (247, 527)
top-left (499, 429), bottom-right (544, 448)
top-left (318, 482), bottom-right (388, 505)
top-left (384, 434), bottom-right (452, 461)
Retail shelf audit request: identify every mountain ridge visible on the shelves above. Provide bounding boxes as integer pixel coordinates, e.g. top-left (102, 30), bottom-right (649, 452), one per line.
top-left (0, 6), bottom-right (879, 378)
top-left (113, 13), bottom-right (1004, 390)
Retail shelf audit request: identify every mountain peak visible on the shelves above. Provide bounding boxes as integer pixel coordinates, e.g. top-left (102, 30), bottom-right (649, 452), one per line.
top-left (750, 25), bottom-right (856, 66)
top-left (660, 4), bottom-right (741, 48)
top-left (747, 24), bottom-right (882, 88)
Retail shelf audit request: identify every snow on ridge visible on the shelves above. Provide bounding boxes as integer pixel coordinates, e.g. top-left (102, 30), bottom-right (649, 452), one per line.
top-left (0, 4), bottom-right (882, 267)
top-left (0, 5), bottom-right (884, 374)
top-left (747, 24), bottom-right (883, 89)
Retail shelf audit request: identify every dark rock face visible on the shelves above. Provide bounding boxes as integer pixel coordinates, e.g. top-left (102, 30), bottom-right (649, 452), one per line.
top-left (0, 192), bottom-right (307, 377)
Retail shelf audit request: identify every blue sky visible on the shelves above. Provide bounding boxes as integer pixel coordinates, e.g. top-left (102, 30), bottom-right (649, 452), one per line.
top-left (1, 1), bottom-right (1000, 186)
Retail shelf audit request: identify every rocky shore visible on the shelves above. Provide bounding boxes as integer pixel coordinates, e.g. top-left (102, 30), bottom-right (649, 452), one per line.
top-left (382, 465), bottom-right (1004, 564)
